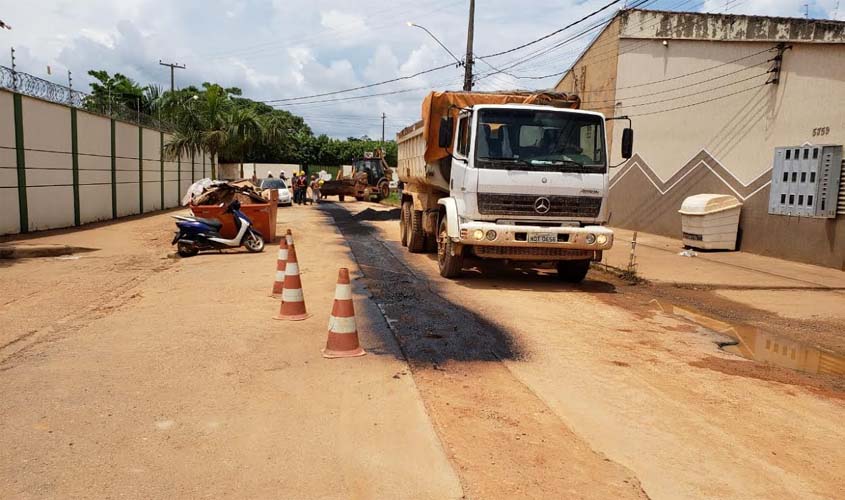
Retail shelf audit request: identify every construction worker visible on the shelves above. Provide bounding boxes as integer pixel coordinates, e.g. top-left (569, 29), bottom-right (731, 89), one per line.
top-left (295, 171), bottom-right (308, 205)
top-left (309, 175), bottom-right (321, 204)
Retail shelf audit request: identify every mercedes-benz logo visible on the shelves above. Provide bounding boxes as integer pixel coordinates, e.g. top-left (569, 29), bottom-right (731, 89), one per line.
top-left (534, 197), bottom-right (551, 214)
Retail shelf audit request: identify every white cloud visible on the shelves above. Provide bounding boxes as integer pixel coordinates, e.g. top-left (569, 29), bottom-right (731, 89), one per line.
top-left (6, 0), bottom-right (840, 138)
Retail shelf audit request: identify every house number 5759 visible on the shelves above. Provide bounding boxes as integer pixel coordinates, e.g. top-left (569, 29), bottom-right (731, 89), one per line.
top-left (812, 127), bottom-right (830, 137)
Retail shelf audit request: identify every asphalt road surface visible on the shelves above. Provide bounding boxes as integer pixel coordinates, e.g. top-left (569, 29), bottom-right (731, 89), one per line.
top-left (1, 201), bottom-right (843, 499)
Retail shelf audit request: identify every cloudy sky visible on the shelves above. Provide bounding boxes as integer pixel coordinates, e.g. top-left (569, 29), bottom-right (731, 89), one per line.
top-left (1, 0), bottom-right (840, 139)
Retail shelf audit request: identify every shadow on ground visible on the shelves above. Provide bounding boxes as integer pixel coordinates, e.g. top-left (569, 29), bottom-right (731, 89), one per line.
top-left (322, 203), bottom-right (524, 365)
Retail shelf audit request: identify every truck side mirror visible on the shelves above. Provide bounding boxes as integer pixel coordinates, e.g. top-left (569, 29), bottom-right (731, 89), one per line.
top-left (621, 128), bottom-right (634, 159)
top-left (438, 117), bottom-right (453, 148)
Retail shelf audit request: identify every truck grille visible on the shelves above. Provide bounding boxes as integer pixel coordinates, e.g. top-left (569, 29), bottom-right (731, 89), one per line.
top-left (477, 193), bottom-right (602, 218)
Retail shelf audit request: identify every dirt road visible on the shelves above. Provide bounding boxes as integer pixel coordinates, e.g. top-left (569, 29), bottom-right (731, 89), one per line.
top-left (1, 201), bottom-right (843, 499)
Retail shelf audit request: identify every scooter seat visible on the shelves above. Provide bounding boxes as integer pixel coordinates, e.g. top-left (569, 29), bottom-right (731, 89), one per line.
top-left (194, 217), bottom-right (223, 229)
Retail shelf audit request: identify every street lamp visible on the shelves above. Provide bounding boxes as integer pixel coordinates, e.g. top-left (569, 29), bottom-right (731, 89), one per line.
top-left (406, 21), bottom-right (463, 67)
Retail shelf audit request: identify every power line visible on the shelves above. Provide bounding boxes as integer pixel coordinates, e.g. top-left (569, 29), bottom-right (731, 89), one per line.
top-left (625, 83), bottom-right (767, 117)
top-left (262, 62), bottom-right (458, 103)
top-left (479, 0), bottom-right (625, 59)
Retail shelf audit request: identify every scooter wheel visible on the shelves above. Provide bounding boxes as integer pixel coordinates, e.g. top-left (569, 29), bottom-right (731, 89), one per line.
top-left (244, 232), bottom-right (265, 253)
top-left (177, 242), bottom-right (199, 257)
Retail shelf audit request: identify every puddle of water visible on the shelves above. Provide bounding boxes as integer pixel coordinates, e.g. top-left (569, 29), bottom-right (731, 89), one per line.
top-left (649, 300), bottom-right (845, 376)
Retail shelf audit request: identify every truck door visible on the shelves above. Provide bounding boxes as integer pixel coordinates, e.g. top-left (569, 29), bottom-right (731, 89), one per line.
top-left (450, 112), bottom-right (477, 208)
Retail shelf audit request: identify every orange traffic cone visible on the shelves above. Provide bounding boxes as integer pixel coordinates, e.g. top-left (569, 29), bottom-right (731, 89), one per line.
top-left (285, 229), bottom-right (293, 246)
top-left (323, 268), bottom-right (366, 358)
top-left (270, 237), bottom-right (288, 298)
top-left (274, 243), bottom-right (311, 321)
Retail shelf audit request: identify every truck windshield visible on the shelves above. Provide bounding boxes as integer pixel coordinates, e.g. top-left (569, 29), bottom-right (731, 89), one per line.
top-left (475, 109), bottom-right (606, 173)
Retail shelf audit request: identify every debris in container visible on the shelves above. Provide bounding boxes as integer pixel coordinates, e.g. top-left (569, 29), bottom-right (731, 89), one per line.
top-left (187, 180), bottom-right (267, 206)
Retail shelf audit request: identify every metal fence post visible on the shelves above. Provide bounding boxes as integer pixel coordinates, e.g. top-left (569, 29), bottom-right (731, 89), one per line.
top-left (71, 107), bottom-right (80, 226)
top-left (160, 132), bottom-right (164, 209)
top-left (110, 119), bottom-right (117, 219)
top-left (13, 92), bottom-right (28, 233)
top-left (138, 126), bottom-right (143, 214)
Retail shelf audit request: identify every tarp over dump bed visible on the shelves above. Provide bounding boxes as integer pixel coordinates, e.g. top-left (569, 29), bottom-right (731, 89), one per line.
top-left (413, 90), bottom-right (580, 164)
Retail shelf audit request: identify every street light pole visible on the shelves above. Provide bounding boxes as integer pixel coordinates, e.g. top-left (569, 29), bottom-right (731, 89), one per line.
top-left (406, 22), bottom-right (463, 66)
top-left (463, 0), bottom-right (475, 91)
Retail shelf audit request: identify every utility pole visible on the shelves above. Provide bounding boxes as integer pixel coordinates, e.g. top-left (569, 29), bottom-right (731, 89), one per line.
top-left (159, 60), bottom-right (186, 92)
top-left (381, 113), bottom-right (386, 147)
top-left (463, 0), bottom-right (475, 91)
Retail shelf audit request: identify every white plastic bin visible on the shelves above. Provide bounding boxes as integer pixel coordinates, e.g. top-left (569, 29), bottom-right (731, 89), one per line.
top-left (678, 194), bottom-right (743, 250)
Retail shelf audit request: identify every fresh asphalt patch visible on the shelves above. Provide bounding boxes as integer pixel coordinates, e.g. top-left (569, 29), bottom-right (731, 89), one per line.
top-left (322, 203), bottom-right (523, 365)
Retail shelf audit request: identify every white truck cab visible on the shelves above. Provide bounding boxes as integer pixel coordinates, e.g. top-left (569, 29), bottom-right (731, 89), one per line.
top-left (397, 92), bottom-right (633, 281)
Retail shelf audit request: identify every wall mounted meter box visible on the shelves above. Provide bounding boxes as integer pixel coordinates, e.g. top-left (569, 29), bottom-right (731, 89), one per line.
top-left (768, 145), bottom-right (842, 218)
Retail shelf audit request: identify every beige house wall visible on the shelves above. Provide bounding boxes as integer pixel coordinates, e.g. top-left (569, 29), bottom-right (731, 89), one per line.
top-left (555, 18), bottom-right (621, 145)
top-left (606, 38), bottom-right (845, 268)
top-left (0, 91), bottom-right (18, 235)
top-left (608, 39), bottom-right (845, 183)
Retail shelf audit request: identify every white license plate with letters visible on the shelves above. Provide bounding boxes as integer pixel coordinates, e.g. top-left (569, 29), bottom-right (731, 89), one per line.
top-left (527, 232), bottom-right (557, 243)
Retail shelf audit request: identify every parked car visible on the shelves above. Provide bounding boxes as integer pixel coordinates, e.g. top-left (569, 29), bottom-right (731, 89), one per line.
top-left (259, 178), bottom-right (292, 206)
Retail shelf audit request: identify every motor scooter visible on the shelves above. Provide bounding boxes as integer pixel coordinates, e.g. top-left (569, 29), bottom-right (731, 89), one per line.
top-left (171, 200), bottom-right (265, 257)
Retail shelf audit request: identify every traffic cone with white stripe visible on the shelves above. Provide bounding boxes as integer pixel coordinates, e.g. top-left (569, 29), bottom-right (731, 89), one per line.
top-left (274, 243), bottom-right (312, 321)
top-left (270, 237), bottom-right (288, 298)
top-left (323, 268), bottom-right (365, 358)
top-left (285, 228), bottom-right (293, 246)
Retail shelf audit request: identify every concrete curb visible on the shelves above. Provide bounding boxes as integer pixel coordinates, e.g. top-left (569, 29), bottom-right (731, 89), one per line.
top-left (0, 244), bottom-right (77, 259)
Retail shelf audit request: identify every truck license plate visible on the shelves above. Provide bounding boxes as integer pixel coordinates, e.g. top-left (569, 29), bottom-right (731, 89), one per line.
top-left (528, 232), bottom-right (557, 243)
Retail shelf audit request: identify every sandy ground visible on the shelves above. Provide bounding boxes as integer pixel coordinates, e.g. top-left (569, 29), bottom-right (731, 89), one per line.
top-left (1, 206), bottom-right (461, 499)
top-left (1, 201), bottom-right (843, 499)
top-left (353, 202), bottom-right (845, 500)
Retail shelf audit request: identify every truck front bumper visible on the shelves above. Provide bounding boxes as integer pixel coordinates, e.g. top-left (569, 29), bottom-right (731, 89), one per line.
top-left (457, 222), bottom-right (613, 261)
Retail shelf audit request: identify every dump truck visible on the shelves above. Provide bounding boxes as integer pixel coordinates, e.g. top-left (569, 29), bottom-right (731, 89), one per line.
top-left (396, 90), bottom-right (633, 281)
top-left (319, 153), bottom-right (392, 202)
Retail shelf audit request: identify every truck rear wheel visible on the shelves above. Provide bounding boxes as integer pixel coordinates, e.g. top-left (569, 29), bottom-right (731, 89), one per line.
top-left (400, 201), bottom-right (411, 247)
top-left (556, 259), bottom-right (590, 283)
top-left (408, 209), bottom-right (426, 253)
top-left (437, 218), bottom-right (463, 278)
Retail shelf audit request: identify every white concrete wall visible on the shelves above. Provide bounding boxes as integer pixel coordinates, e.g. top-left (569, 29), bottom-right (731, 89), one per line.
top-left (142, 128), bottom-right (162, 213)
top-left (220, 163), bottom-right (300, 180)
top-left (24, 97), bottom-right (75, 231)
top-left (610, 39), bottom-right (845, 183)
top-left (77, 112), bottom-right (112, 225)
top-left (0, 91), bottom-right (18, 234)
top-left (0, 89), bottom-right (187, 236)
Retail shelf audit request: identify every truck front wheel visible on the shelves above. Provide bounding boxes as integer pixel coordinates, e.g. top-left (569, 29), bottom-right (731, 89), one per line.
top-left (437, 219), bottom-right (463, 278)
top-left (556, 259), bottom-right (590, 283)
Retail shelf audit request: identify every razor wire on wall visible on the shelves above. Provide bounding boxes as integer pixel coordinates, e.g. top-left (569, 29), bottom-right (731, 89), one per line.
top-left (0, 65), bottom-right (171, 130)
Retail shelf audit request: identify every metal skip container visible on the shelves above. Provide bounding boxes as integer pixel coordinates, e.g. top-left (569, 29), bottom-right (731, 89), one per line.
top-left (678, 194), bottom-right (743, 250)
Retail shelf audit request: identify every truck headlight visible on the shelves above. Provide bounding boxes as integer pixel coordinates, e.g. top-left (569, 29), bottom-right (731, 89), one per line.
top-left (585, 233), bottom-right (597, 245)
top-left (472, 229), bottom-right (485, 240)
top-left (485, 230), bottom-right (497, 241)
top-left (596, 234), bottom-right (608, 245)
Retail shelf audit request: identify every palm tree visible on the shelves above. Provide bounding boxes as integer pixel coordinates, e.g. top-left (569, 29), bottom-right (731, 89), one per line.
top-left (225, 108), bottom-right (264, 178)
top-left (163, 83), bottom-right (231, 179)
